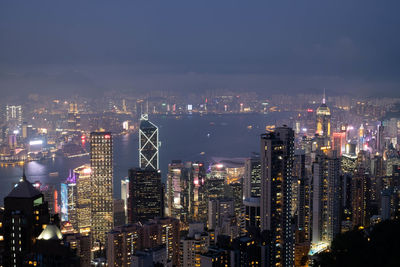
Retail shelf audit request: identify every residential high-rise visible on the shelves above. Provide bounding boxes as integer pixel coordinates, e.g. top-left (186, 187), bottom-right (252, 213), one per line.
top-left (90, 132), bottom-right (113, 248)
top-left (107, 217), bottom-right (180, 267)
top-left (208, 198), bottom-right (240, 240)
top-left (311, 151), bottom-right (341, 245)
top-left (199, 248), bottom-right (230, 267)
top-left (208, 198), bottom-right (235, 230)
top-left (351, 170), bottom-right (369, 228)
top-left (231, 236), bottom-right (261, 267)
top-left (294, 230), bottom-right (310, 267)
top-left (3, 171), bottom-right (50, 266)
top-left (180, 223), bottom-right (210, 267)
top-left (128, 168), bottom-right (163, 223)
top-left (155, 217), bottom-right (180, 266)
top-left (295, 151), bottom-right (311, 242)
top-left (131, 246), bottom-right (168, 266)
top-left (107, 224), bottom-right (142, 266)
top-left (260, 126), bottom-right (295, 267)
top-left (139, 114), bottom-right (159, 170)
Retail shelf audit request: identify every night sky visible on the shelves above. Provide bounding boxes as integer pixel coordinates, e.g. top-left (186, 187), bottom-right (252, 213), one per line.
top-left (1, 1), bottom-right (400, 97)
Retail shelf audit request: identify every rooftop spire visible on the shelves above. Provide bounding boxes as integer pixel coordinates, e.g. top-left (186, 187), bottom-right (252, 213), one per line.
top-left (21, 165), bottom-right (26, 182)
top-left (322, 88), bottom-right (326, 104)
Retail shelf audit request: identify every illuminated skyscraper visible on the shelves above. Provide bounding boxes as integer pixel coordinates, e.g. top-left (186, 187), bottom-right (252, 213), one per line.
top-left (351, 156), bottom-right (371, 228)
top-left (351, 173), bottom-right (368, 227)
top-left (316, 91), bottom-right (331, 146)
top-left (121, 178), bottom-right (129, 222)
top-left (90, 132), bottom-right (113, 248)
top-left (261, 126), bottom-right (294, 267)
top-left (188, 162), bottom-right (207, 222)
top-left (166, 160), bottom-right (186, 220)
top-left (6, 105), bottom-right (22, 125)
top-left (332, 131), bottom-right (346, 156)
top-left (377, 122), bottom-right (385, 153)
top-left (139, 114), bottom-right (159, 170)
top-left (128, 168), bottom-right (163, 223)
top-left (74, 165), bottom-right (92, 233)
top-left (166, 161), bottom-right (207, 223)
top-left (67, 102), bottom-right (80, 131)
top-left (206, 163), bottom-right (227, 200)
top-left (243, 156), bottom-right (261, 199)
top-left (61, 170), bottom-right (78, 230)
top-left (311, 151), bottom-right (341, 245)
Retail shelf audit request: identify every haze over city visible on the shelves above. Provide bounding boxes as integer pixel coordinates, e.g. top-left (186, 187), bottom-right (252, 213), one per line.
top-left (1, 1), bottom-right (400, 98)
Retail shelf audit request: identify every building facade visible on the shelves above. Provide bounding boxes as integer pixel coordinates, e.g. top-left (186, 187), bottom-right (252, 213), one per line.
top-left (74, 165), bottom-right (91, 233)
top-left (139, 114), bottom-right (159, 170)
top-left (260, 126), bottom-right (295, 267)
top-left (3, 172), bottom-right (50, 266)
top-left (90, 132), bottom-right (113, 248)
top-left (128, 168), bottom-right (163, 223)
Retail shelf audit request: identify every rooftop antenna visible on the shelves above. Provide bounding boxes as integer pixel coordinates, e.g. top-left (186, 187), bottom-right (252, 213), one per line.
top-left (322, 88), bottom-right (326, 104)
top-left (21, 164), bottom-right (26, 182)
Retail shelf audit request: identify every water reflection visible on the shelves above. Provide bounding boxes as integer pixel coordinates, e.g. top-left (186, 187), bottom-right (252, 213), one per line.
top-left (0, 113), bottom-right (293, 205)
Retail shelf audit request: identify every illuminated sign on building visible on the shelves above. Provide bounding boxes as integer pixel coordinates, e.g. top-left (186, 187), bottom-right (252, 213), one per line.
top-left (60, 183), bottom-right (68, 221)
top-left (29, 140), bottom-right (43, 146)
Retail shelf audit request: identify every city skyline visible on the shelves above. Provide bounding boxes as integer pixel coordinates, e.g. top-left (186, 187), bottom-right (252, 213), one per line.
top-left (1, 1), bottom-right (400, 266)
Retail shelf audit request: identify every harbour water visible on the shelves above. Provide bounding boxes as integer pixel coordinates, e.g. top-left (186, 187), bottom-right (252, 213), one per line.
top-left (0, 112), bottom-right (294, 205)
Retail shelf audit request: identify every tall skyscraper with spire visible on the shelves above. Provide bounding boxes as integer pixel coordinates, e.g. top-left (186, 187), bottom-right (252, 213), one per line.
top-left (316, 90), bottom-right (331, 146)
top-left (139, 114), bottom-right (159, 170)
top-left (90, 132), bottom-right (113, 249)
top-left (260, 126), bottom-right (295, 267)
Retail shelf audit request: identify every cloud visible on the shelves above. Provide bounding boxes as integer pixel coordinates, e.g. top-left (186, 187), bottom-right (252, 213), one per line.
top-left (0, 1), bottom-right (400, 97)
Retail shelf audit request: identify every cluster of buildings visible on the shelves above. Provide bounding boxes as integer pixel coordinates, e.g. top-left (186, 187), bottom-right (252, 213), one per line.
top-left (0, 91), bottom-right (397, 165)
top-left (1, 91), bottom-right (400, 266)
top-left (0, 100), bottom-right (134, 166)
